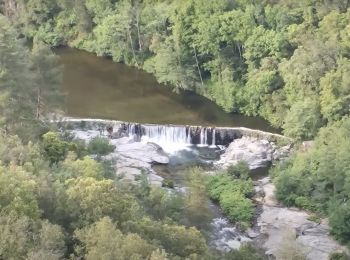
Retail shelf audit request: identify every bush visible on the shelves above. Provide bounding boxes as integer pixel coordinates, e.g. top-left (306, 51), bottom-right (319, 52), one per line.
top-left (227, 161), bottom-right (250, 180)
top-left (329, 201), bottom-right (350, 243)
top-left (329, 252), bottom-right (349, 260)
top-left (219, 191), bottom-right (254, 229)
top-left (42, 132), bottom-right (70, 164)
top-left (162, 179), bottom-right (174, 189)
top-left (207, 175), bottom-right (254, 201)
top-left (87, 137), bottom-right (115, 157)
top-left (295, 196), bottom-right (316, 211)
top-left (221, 243), bottom-right (266, 260)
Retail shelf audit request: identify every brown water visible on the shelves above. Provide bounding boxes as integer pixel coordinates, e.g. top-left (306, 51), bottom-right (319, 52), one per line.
top-left (58, 48), bottom-right (276, 132)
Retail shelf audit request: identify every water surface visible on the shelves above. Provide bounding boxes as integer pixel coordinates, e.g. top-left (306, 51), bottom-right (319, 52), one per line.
top-left (58, 48), bottom-right (276, 132)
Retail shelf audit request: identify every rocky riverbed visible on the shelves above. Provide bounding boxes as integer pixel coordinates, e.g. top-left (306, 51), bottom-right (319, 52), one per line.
top-left (253, 177), bottom-right (348, 260)
top-left (68, 123), bottom-right (347, 259)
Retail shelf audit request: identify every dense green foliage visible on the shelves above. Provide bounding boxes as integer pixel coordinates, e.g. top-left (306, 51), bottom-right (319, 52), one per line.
top-left (0, 15), bottom-right (269, 259)
top-left (87, 136), bottom-right (116, 157)
top-left (207, 162), bottom-right (254, 229)
top-left (0, 15), bottom-right (62, 140)
top-left (272, 118), bottom-right (350, 243)
top-left (1, 0), bottom-right (350, 257)
top-left (2, 0), bottom-right (350, 139)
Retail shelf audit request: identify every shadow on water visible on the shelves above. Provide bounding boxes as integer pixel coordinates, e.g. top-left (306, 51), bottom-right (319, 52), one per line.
top-left (57, 48), bottom-right (279, 133)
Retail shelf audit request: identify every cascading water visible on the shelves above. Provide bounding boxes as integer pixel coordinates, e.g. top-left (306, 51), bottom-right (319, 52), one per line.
top-left (142, 125), bottom-right (190, 144)
top-left (199, 127), bottom-right (208, 147)
top-left (116, 122), bottom-right (230, 151)
top-left (134, 125), bottom-right (193, 152)
top-left (210, 129), bottom-right (216, 148)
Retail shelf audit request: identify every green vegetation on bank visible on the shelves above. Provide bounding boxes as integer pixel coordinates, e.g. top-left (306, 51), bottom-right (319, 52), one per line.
top-left (1, 0), bottom-right (349, 139)
top-left (1, 0), bottom-right (350, 256)
top-left (207, 162), bottom-right (255, 229)
top-left (0, 15), bottom-right (266, 259)
top-left (271, 118), bottom-right (350, 244)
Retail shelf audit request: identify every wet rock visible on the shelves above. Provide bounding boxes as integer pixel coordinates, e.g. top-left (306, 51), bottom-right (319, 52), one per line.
top-left (209, 218), bottom-right (251, 251)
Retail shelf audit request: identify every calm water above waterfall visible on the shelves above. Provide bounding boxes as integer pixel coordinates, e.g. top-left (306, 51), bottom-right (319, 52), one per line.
top-left (58, 48), bottom-right (277, 132)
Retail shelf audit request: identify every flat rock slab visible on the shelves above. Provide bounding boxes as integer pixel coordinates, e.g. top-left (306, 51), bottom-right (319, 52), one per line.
top-left (258, 205), bottom-right (346, 260)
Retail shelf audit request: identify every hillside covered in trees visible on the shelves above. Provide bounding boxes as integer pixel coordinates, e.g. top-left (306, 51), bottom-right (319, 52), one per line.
top-left (1, 0), bottom-right (350, 259)
top-left (2, 0), bottom-right (350, 140)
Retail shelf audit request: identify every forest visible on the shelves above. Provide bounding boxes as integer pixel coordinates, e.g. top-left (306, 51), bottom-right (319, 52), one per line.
top-left (0, 0), bottom-right (350, 259)
top-left (2, 0), bottom-right (350, 139)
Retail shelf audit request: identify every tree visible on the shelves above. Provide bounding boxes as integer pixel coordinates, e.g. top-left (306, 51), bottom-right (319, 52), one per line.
top-left (329, 201), bottom-right (350, 242)
top-left (66, 177), bottom-right (139, 228)
top-left (0, 166), bottom-right (40, 219)
top-left (74, 217), bottom-right (156, 260)
top-left (244, 26), bottom-right (289, 68)
top-left (57, 155), bottom-right (106, 181)
top-left (124, 217), bottom-right (208, 258)
top-left (320, 59), bottom-right (350, 122)
top-left (42, 132), bottom-right (70, 164)
top-left (0, 214), bottom-right (66, 260)
top-left (283, 99), bottom-right (323, 140)
top-left (31, 40), bottom-right (63, 120)
top-left (184, 168), bottom-right (212, 229)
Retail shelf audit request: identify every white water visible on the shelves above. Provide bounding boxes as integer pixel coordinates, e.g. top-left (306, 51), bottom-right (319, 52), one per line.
top-left (210, 218), bottom-right (251, 251)
top-left (139, 125), bottom-right (192, 153)
top-left (210, 129), bottom-right (216, 148)
top-left (198, 127), bottom-right (208, 147)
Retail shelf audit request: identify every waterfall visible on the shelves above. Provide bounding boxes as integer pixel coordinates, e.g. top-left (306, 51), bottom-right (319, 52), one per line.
top-left (141, 125), bottom-right (191, 147)
top-left (117, 123), bottom-right (230, 150)
top-left (199, 127), bottom-right (208, 147)
top-left (210, 129), bottom-right (216, 148)
top-left (128, 124), bottom-right (136, 136)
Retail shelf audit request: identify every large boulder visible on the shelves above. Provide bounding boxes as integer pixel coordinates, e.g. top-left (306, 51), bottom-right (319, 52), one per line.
top-left (216, 136), bottom-right (291, 170)
top-left (107, 138), bottom-right (169, 184)
top-left (70, 131), bottom-right (169, 185)
top-left (216, 137), bottom-right (275, 169)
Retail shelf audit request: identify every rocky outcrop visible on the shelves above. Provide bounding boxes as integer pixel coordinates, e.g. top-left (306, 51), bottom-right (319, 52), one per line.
top-left (255, 178), bottom-right (347, 260)
top-left (110, 137), bottom-right (169, 185)
top-left (216, 136), bottom-right (291, 170)
top-left (71, 130), bottom-right (169, 185)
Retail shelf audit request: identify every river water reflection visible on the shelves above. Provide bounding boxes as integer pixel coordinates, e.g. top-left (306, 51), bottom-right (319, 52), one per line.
top-left (58, 48), bottom-right (277, 132)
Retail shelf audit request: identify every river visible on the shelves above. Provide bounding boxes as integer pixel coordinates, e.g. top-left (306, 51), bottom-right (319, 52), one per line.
top-left (57, 48), bottom-right (277, 133)
top-left (58, 48), bottom-right (275, 253)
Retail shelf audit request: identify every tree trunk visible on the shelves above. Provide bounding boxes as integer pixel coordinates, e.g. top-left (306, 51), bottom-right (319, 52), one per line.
top-left (136, 10), bottom-right (142, 52)
top-left (237, 43), bottom-right (242, 60)
top-left (193, 46), bottom-right (204, 87)
top-left (36, 87), bottom-right (42, 120)
top-left (127, 28), bottom-right (139, 67)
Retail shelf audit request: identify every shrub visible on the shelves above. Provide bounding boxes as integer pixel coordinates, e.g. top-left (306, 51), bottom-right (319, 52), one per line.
top-left (219, 191), bottom-right (254, 229)
top-left (329, 252), bottom-right (349, 260)
top-left (42, 132), bottom-right (70, 164)
top-left (329, 201), bottom-right (350, 243)
top-left (87, 137), bottom-right (115, 157)
top-left (162, 179), bottom-right (174, 189)
top-left (227, 161), bottom-right (250, 180)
